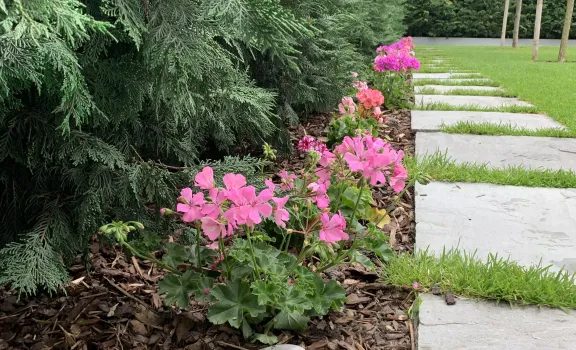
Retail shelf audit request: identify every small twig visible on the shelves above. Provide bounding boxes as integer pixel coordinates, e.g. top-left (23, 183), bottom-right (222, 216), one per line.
top-left (103, 277), bottom-right (152, 309)
top-left (215, 341), bottom-right (250, 350)
top-left (408, 320), bottom-right (416, 350)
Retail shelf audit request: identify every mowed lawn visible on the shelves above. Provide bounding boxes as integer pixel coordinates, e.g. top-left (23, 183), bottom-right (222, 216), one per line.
top-left (418, 46), bottom-right (576, 132)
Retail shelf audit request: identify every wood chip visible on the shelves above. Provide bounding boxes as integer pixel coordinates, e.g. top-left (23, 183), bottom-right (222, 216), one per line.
top-left (346, 294), bottom-right (372, 305)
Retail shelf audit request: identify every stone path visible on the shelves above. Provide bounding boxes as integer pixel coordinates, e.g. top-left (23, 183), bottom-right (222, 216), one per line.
top-left (412, 53), bottom-right (576, 349)
top-left (414, 85), bottom-right (503, 93)
top-left (412, 111), bottom-right (564, 131)
top-left (413, 72), bottom-right (481, 79)
top-left (415, 94), bottom-right (533, 107)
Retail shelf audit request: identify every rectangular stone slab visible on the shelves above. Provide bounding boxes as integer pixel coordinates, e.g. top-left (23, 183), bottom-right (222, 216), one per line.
top-left (413, 73), bottom-right (481, 79)
top-left (415, 78), bottom-right (492, 83)
top-left (416, 132), bottom-right (576, 171)
top-left (418, 294), bottom-right (576, 350)
top-left (414, 85), bottom-right (503, 93)
top-left (415, 182), bottom-right (576, 272)
top-left (411, 110), bottom-right (565, 131)
top-left (415, 94), bottom-right (533, 107)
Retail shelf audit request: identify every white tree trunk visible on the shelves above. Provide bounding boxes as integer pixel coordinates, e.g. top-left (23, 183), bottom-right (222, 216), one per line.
top-left (532, 0), bottom-right (544, 60)
top-left (558, 0), bottom-right (575, 62)
top-left (513, 0), bottom-right (523, 48)
top-left (501, 0), bottom-right (511, 47)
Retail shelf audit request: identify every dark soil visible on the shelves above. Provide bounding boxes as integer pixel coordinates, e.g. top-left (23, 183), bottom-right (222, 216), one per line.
top-left (0, 110), bottom-right (416, 350)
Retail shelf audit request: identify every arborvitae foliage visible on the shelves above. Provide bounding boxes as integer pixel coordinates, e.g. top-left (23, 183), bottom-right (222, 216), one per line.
top-left (405, 0), bottom-right (576, 39)
top-left (0, 0), bottom-right (405, 294)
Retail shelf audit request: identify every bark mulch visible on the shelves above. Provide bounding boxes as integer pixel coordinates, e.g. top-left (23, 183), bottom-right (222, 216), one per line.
top-left (0, 110), bottom-right (416, 350)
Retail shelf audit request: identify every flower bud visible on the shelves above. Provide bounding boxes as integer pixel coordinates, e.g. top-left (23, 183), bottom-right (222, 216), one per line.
top-left (286, 229), bottom-right (293, 234)
top-left (134, 222), bottom-right (145, 230)
top-left (160, 208), bottom-right (174, 216)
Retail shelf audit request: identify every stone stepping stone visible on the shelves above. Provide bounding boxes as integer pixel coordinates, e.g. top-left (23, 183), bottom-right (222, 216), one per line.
top-left (418, 294), bottom-right (576, 350)
top-left (416, 133), bottom-right (576, 171)
top-left (415, 95), bottom-right (533, 107)
top-left (411, 111), bottom-right (564, 131)
top-left (413, 73), bottom-right (481, 79)
top-left (415, 78), bottom-right (492, 83)
top-left (414, 85), bottom-right (503, 93)
top-left (415, 182), bottom-right (576, 273)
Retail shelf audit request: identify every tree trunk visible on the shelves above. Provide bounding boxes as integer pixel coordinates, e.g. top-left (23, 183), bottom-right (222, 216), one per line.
top-left (558, 0), bottom-right (575, 62)
top-left (532, 0), bottom-right (544, 60)
top-left (501, 0), bottom-right (511, 47)
top-left (513, 0), bottom-right (523, 48)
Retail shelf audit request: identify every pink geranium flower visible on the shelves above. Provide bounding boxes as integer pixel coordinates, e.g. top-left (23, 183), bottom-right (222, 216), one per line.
top-left (177, 188), bottom-right (205, 222)
top-left (338, 97), bottom-right (356, 115)
top-left (201, 217), bottom-right (229, 241)
top-left (195, 167), bottom-right (214, 190)
top-left (229, 186), bottom-right (273, 226)
top-left (319, 211), bottom-right (349, 243)
top-left (201, 188), bottom-right (228, 219)
top-left (356, 89), bottom-right (384, 109)
top-left (308, 180), bottom-right (331, 209)
top-left (223, 173), bottom-right (246, 192)
top-left (272, 196), bottom-right (290, 228)
top-left (279, 171), bottom-right (296, 191)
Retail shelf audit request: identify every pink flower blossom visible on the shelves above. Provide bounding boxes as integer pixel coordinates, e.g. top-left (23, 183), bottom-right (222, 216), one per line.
top-left (279, 171), bottom-right (297, 191)
top-left (338, 97), bottom-right (356, 115)
top-left (229, 186), bottom-right (273, 226)
top-left (412, 281), bottom-right (421, 289)
top-left (206, 241), bottom-right (220, 250)
top-left (201, 188), bottom-right (228, 219)
top-left (272, 196), bottom-right (290, 228)
top-left (390, 162), bottom-right (408, 193)
top-left (177, 188), bottom-right (206, 222)
top-left (298, 135), bottom-right (317, 152)
top-left (195, 167), bottom-right (215, 190)
top-left (265, 179), bottom-right (276, 193)
top-left (201, 217), bottom-right (228, 240)
top-left (374, 38), bottom-right (420, 73)
top-left (353, 80), bottom-right (368, 91)
top-left (308, 180), bottom-right (331, 209)
top-left (319, 211), bottom-right (349, 243)
top-left (356, 89), bottom-right (384, 109)
top-left (223, 173), bottom-right (246, 192)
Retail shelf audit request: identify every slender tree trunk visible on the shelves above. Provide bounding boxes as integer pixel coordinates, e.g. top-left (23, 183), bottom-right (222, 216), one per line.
top-left (513, 0), bottom-right (523, 48)
top-left (532, 0), bottom-right (544, 60)
top-left (558, 0), bottom-right (575, 62)
top-left (501, 0), bottom-right (511, 47)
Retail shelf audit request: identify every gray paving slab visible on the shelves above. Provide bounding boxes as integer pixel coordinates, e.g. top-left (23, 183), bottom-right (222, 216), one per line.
top-left (415, 182), bottom-right (576, 273)
top-left (415, 94), bottom-right (533, 107)
top-left (418, 294), bottom-right (576, 350)
top-left (415, 78), bottom-right (492, 83)
top-left (411, 110), bottom-right (565, 131)
top-left (416, 132), bottom-right (576, 171)
top-left (414, 85), bottom-right (503, 93)
top-left (413, 73), bottom-right (481, 79)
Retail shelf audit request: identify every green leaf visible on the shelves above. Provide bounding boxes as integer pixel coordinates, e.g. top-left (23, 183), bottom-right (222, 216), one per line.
top-left (252, 281), bottom-right (282, 305)
top-left (350, 250), bottom-right (375, 271)
top-left (273, 311), bottom-right (310, 330)
top-left (158, 270), bottom-right (198, 308)
top-left (277, 286), bottom-right (312, 313)
top-left (188, 244), bottom-right (218, 268)
top-left (309, 275), bottom-right (346, 315)
top-left (253, 333), bottom-right (279, 345)
top-left (163, 242), bottom-right (187, 268)
top-left (207, 280), bottom-right (267, 337)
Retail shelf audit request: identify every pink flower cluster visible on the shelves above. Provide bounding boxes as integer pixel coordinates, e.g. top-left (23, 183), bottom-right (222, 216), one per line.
top-left (356, 89), bottom-right (384, 109)
top-left (297, 135), bottom-right (328, 154)
top-left (176, 167), bottom-right (291, 240)
top-left (374, 37), bottom-right (420, 73)
top-left (338, 97), bottom-right (356, 115)
top-left (334, 135), bottom-right (408, 193)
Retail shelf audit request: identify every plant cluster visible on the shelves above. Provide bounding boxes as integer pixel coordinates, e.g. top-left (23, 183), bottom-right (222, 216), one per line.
top-left (0, 0), bottom-right (407, 293)
top-left (371, 37), bottom-right (420, 109)
top-left (104, 130), bottom-right (411, 342)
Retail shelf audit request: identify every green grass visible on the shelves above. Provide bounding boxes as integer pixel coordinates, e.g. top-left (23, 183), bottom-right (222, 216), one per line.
top-left (416, 87), bottom-right (515, 97)
top-left (413, 79), bottom-right (498, 87)
top-left (405, 152), bottom-right (576, 188)
top-left (440, 121), bottom-right (575, 137)
top-left (415, 102), bottom-right (539, 114)
top-left (385, 249), bottom-right (576, 309)
top-left (420, 46), bottom-right (576, 132)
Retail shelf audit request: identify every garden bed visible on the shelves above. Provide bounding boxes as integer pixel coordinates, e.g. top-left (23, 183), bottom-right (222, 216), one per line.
top-left (0, 110), bottom-right (416, 350)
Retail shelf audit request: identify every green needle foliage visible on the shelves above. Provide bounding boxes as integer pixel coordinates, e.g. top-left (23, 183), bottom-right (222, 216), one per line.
top-left (0, 0), bottom-right (406, 294)
top-left (385, 249), bottom-right (576, 309)
top-left (405, 153), bottom-right (576, 188)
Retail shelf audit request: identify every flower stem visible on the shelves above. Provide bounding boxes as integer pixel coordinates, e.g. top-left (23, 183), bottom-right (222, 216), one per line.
top-left (245, 227), bottom-right (261, 277)
top-left (195, 222), bottom-right (202, 272)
